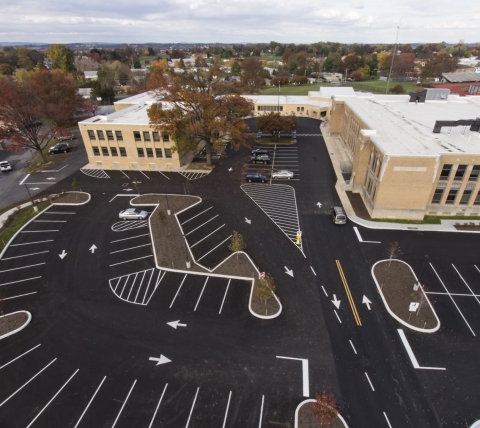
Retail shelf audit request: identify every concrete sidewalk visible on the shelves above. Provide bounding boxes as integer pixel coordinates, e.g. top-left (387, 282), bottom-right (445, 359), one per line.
top-left (322, 123), bottom-right (480, 234)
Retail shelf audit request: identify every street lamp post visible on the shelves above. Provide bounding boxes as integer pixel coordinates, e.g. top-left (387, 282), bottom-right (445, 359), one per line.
top-left (24, 184), bottom-right (38, 212)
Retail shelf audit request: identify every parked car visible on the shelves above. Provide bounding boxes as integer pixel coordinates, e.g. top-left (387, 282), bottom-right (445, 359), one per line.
top-left (250, 154), bottom-right (270, 164)
top-left (0, 161), bottom-right (12, 172)
top-left (331, 206), bottom-right (347, 224)
top-left (57, 134), bottom-right (76, 142)
top-left (245, 173), bottom-right (267, 183)
top-left (272, 170), bottom-right (294, 179)
top-left (49, 143), bottom-right (70, 154)
top-left (251, 148), bottom-right (272, 157)
top-left (119, 208), bottom-right (149, 220)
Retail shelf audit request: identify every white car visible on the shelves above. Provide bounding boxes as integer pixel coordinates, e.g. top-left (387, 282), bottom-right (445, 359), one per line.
top-left (119, 208), bottom-right (149, 220)
top-left (272, 170), bottom-right (294, 179)
top-left (0, 161), bottom-right (12, 172)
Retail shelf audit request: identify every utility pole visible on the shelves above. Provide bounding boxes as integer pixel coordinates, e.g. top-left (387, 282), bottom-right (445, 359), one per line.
top-left (386, 18), bottom-right (402, 94)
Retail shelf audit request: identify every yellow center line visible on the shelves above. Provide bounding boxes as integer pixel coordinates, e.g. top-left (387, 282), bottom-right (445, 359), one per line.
top-left (336, 260), bottom-right (362, 326)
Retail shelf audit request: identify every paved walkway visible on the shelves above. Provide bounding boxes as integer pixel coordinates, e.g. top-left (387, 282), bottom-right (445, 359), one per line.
top-left (322, 123), bottom-right (480, 233)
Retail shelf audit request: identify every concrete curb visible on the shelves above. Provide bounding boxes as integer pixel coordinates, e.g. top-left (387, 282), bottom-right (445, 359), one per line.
top-left (130, 194), bottom-right (282, 319)
top-left (371, 259), bottom-right (440, 334)
top-left (470, 420), bottom-right (480, 428)
top-left (294, 399), bottom-right (349, 428)
top-left (0, 311), bottom-right (32, 341)
top-left (52, 191), bottom-right (91, 206)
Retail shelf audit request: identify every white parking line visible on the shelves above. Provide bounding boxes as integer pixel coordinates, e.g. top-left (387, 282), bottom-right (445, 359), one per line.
top-left (158, 171), bottom-right (170, 180)
top-left (0, 344), bottom-right (41, 371)
top-left (397, 329), bottom-right (446, 370)
top-left (1, 291), bottom-right (37, 301)
top-left (194, 277), bottom-right (209, 311)
top-left (383, 412), bottom-right (393, 428)
top-left (74, 376), bottom-right (107, 428)
top-left (181, 207), bottom-right (213, 225)
top-left (353, 227), bottom-right (381, 244)
top-left (349, 340), bottom-right (357, 354)
top-left (185, 387), bottom-right (200, 428)
top-left (137, 269), bottom-right (153, 303)
top-left (138, 170), bottom-right (150, 179)
top-left (145, 271), bottom-right (165, 304)
top-left (452, 264), bottom-right (480, 305)
top-left (310, 266), bottom-right (316, 276)
top-left (170, 274), bottom-right (187, 308)
top-left (148, 383), bottom-right (168, 428)
top-left (0, 262), bottom-right (45, 274)
top-left (1, 251), bottom-right (49, 260)
top-left (197, 235), bottom-right (232, 262)
top-left (10, 240), bottom-right (53, 246)
top-left (430, 263), bottom-right (475, 336)
top-left (112, 220), bottom-right (148, 232)
top-left (19, 174), bottom-right (30, 185)
top-left (222, 391), bottom-right (233, 428)
top-left (364, 372), bottom-right (375, 391)
top-left (109, 255), bottom-right (152, 267)
top-left (128, 271), bottom-right (143, 301)
top-left (44, 211), bottom-right (76, 215)
top-left (111, 233), bottom-right (150, 244)
top-left (321, 286), bottom-right (328, 297)
top-left (191, 225), bottom-right (225, 248)
top-left (0, 276), bottom-right (42, 287)
top-left (334, 310), bottom-right (342, 323)
top-left (426, 291), bottom-right (480, 297)
top-left (185, 215), bottom-right (219, 236)
top-left (0, 359), bottom-right (57, 408)
top-left (219, 280), bottom-right (231, 314)
top-left (33, 220), bottom-right (67, 223)
top-left (258, 395), bottom-right (265, 428)
top-left (111, 380), bottom-right (137, 428)
top-left (110, 243), bottom-right (151, 254)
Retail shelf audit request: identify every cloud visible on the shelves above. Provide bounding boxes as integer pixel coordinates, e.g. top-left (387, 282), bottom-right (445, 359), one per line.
top-left (351, 0), bottom-right (365, 9)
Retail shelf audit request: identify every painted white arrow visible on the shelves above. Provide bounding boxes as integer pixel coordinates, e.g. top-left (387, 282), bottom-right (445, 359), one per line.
top-left (46, 177), bottom-right (56, 180)
top-left (245, 218), bottom-right (251, 224)
top-left (89, 244), bottom-right (97, 254)
top-left (228, 167), bottom-right (233, 172)
top-left (317, 202), bottom-right (322, 208)
top-left (332, 294), bottom-right (341, 309)
top-left (362, 295), bottom-right (372, 310)
top-left (285, 266), bottom-right (294, 277)
top-left (59, 250), bottom-right (67, 259)
top-left (149, 354), bottom-right (172, 366)
top-left (123, 189), bottom-right (133, 192)
top-left (29, 187), bottom-right (40, 190)
top-left (132, 181), bottom-right (142, 184)
top-left (167, 320), bottom-right (187, 329)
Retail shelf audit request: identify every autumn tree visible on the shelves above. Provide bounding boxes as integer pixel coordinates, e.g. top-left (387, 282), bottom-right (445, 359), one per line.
top-left (147, 67), bottom-right (254, 166)
top-left (46, 44), bottom-right (75, 72)
top-left (421, 51), bottom-right (459, 80)
top-left (257, 112), bottom-right (297, 142)
top-left (240, 57), bottom-right (265, 93)
top-left (349, 70), bottom-right (363, 81)
top-left (0, 70), bottom-right (80, 163)
top-left (311, 391), bottom-right (338, 426)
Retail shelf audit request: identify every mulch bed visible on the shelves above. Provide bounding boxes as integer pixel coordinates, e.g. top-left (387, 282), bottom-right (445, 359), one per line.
top-left (373, 260), bottom-right (438, 330)
top-left (454, 225), bottom-right (480, 231)
top-left (0, 312), bottom-right (29, 337)
top-left (53, 192), bottom-right (89, 204)
top-left (132, 194), bottom-right (281, 317)
top-left (298, 402), bottom-right (345, 428)
top-left (345, 191), bottom-right (371, 220)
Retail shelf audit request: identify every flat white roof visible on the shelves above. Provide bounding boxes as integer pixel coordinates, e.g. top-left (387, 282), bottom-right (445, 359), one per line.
top-left (80, 102), bottom-right (153, 126)
top-left (338, 94), bottom-right (480, 156)
top-left (243, 95), bottom-right (330, 108)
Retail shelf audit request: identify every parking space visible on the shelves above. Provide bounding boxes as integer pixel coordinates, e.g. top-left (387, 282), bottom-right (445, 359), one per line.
top-left (241, 183), bottom-right (303, 252)
top-left (245, 145), bottom-right (300, 183)
top-left (177, 202), bottom-right (233, 270)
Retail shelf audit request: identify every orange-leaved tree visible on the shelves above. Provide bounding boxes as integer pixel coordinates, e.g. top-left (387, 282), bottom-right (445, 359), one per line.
top-left (311, 390), bottom-right (338, 426)
top-left (146, 67), bottom-right (254, 166)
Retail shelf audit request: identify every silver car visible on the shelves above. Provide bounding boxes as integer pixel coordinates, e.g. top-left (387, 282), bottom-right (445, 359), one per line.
top-left (119, 208), bottom-right (149, 220)
top-left (272, 170), bottom-right (294, 179)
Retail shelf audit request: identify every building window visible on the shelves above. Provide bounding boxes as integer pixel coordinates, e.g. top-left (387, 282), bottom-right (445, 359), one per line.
top-left (431, 188), bottom-right (444, 204)
top-left (146, 148), bottom-right (154, 158)
top-left (111, 147), bottom-right (118, 157)
top-left (115, 131), bottom-right (123, 141)
top-left (459, 189), bottom-right (472, 205)
top-left (440, 164), bottom-right (452, 180)
top-left (474, 192), bottom-right (480, 205)
top-left (445, 189), bottom-right (458, 204)
top-left (101, 146), bottom-right (109, 156)
top-left (97, 130), bottom-right (105, 140)
top-left (163, 134), bottom-right (170, 142)
top-left (153, 132), bottom-right (160, 142)
top-left (454, 165), bottom-right (467, 181)
top-left (155, 148), bottom-right (163, 158)
top-left (106, 130), bottom-right (114, 141)
top-left (119, 147), bottom-right (127, 157)
top-left (134, 131), bottom-right (141, 142)
top-left (469, 165), bottom-right (480, 181)
top-left (137, 148), bottom-right (145, 157)
top-left (257, 106), bottom-right (283, 111)
top-left (88, 130), bottom-right (96, 140)
top-left (143, 131), bottom-right (151, 142)
top-left (92, 146), bottom-right (100, 156)
top-left (165, 149), bottom-right (172, 158)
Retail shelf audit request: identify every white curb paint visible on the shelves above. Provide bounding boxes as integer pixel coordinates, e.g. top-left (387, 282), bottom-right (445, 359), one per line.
top-left (371, 259), bottom-right (440, 333)
top-left (294, 399), bottom-right (349, 428)
top-left (470, 420), bottom-right (480, 428)
top-left (52, 191), bottom-right (91, 206)
top-left (0, 311), bottom-right (32, 341)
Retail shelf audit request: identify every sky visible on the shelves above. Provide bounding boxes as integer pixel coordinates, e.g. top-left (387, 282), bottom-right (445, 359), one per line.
top-left (0, 0), bottom-right (479, 45)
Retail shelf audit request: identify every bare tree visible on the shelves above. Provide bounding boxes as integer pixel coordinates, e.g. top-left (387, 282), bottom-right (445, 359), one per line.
top-left (311, 390), bottom-right (338, 426)
top-left (387, 241), bottom-right (402, 267)
top-left (228, 231), bottom-right (246, 259)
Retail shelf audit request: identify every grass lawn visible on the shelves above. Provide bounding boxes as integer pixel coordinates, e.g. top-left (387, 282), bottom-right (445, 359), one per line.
top-left (0, 201), bottom-right (50, 252)
top-left (27, 140), bottom-right (68, 173)
top-left (261, 84), bottom-right (316, 96)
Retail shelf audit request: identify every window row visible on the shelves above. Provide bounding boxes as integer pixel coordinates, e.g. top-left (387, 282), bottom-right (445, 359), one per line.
top-left (133, 131), bottom-right (170, 143)
top-left (88, 130), bottom-right (123, 141)
top-left (87, 129), bottom-right (170, 143)
top-left (439, 164), bottom-right (480, 181)
top-left (431, 187), bottom-right (480, 205)
top-left (257, 105), bottom-right (283, 112)
top-left (92, 146), bottom-right (172, 158)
